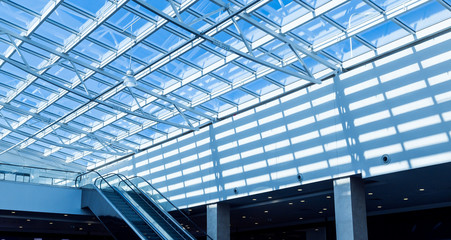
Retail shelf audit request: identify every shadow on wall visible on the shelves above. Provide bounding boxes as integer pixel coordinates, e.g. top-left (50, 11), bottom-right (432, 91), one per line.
top-left (100, 34), bottom-right (451, 209)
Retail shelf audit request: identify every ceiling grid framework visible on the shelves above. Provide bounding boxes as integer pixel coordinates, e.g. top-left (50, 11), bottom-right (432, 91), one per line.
top-left (0, 0), bottom-right (448, 169)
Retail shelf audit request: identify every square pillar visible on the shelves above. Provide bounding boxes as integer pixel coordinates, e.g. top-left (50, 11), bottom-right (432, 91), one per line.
top-left (207, 203), bottom-right (230, 240)
top-left (333, 176), bottom-right (368, 240)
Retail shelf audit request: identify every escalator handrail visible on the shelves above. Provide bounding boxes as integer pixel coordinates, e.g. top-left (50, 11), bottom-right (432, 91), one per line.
top-left (98, 173), bottom-right (192, 240)
top-left (126, 175), bottom-right (213, 240)
top-left (75, 169), bottom-right (105, 188)
top-left (76, 170), bottom-right (168, 240)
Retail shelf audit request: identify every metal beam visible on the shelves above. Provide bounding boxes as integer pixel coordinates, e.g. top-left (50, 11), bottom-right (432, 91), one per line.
top-left (135, 0), bottom-right (318, 83)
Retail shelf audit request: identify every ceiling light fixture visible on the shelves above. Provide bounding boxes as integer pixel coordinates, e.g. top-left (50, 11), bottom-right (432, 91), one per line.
top-left (124, 24), bottom-right (137, 88)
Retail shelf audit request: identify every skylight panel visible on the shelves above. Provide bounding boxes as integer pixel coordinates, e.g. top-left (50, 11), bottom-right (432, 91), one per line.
top-left (172, 85), bottom-right (207, 102)
top-left (201, 98), bottom-right (233, 113)
top-left (0, 68), bottom-right (24, 90)
top-left (323, 37), bottom-right (372, 62)
top-left (90, 25), bottom-right (129, 50)
top-left (243, 78), bottom-right (279, 96)
top-left (398, 1), bottom-right (451, 32)
top-left (142, 103), bottom-right (162, 116)
top-left (0, 38), bottom-right (10, 55)
top-left (147, 28), bottom-right (189, 52)
top-left (65, 0), bottom-right (106, 17)
top-left (359, 21), bottom-right (410, 48)
top-left (258, 0), bottom-right (308, 26)
top-left (181, 46), bottom-right (221, 68)
top-left (142, 71), bottom-right (178, 89)
top-left (0, 1), bottom-right (35, 30)
top-left (34, 21), bottom-right (73, 46)
top-left (49, 5), bottom-right (90, 33)
top-left (12, 0), bottom-right (48, 14)
top-left (325, 0), bottom-right (377, 29)
top-left (227, 18), bottom-right (267, 43)
top-left (292, 18), bottom-right (341, 45)
top-left (301, 55), bottom-right (329, 75)
top-left (371, 0), bottom-right (411, 11)
top-left (10, 47), bottom-right (46, 69)
top-left (213, 62), bottom-right (252, 84)
top-left (222, 89), bottom-right (254, 105)
top-left (180, 11), bottom-right (211, 32)
top-left (303, 0), bottom-right (331, 8)
top-left (15, 93), bottom-right (41, 108)
top-left (160, 59), bottom-right (198, 79)
top-left (73, 39), bottom-right (113, 62)
top-left (45, 105), bottom-right (69, 118)
top-left (130, 43), bottom-right (163, 66)
top-left (192, 75), bottom-right (228, 93)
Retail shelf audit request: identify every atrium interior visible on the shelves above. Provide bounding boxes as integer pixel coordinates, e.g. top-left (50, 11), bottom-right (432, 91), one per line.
top-left (0, 0), bottom-right (450, 239)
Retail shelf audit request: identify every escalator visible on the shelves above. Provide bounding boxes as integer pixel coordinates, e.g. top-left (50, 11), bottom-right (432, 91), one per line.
top-left (78, 172), bottom-right (208, 240)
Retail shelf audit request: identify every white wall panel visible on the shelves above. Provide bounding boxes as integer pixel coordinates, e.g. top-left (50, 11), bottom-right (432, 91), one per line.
top-left (99, 32), bottom-right (451, 208)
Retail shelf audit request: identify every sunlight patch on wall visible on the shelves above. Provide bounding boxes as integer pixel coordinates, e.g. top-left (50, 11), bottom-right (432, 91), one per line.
top-left (354, 110), bottom-right (391, 127)
top-left (359, 127), bottom-right (397, 143)
top-left (397, 115), bottom-right (441, 132)
top-left (369, 160), bottom-right (410, 175)
top-left (391, 97), bottom-right (434, 116)
top-left (403, 133), bottom-right (449, 151)
top-left (364, 144), bottom-right (403, 159)
top-left (344, 78), bottom-right (379, 96)
top-left (385, 80), bottom-right (427, 99)
top-left (349, 94), bottom-right (385, 111)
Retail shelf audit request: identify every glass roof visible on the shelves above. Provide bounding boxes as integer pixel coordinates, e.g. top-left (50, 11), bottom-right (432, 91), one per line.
top-left (0, 0), bottom-right (449, 169)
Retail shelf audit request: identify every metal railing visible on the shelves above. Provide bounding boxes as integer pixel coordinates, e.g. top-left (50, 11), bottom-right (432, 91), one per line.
top-left (0, 162), bottom-right (80, 187)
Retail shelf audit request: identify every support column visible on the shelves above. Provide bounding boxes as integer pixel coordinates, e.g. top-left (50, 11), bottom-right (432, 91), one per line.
top-left (207, 203), bottom-right (230, 240)
top-left (333, 176), bottom-right (368, 240)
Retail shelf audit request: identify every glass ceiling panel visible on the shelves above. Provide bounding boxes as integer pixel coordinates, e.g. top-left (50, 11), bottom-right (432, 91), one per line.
top-left (325, 0), bottom-right (377, 28)
top-left (359, 21), bottom-right (410, 48)
top-left (398, 1), bottom-right (451, 31)
top-left (257, 0), bottom-right (308, 26)
top-left (292, 18), bottom-right (341, 45)
top-left (0, 0), bottom-right (447, 169)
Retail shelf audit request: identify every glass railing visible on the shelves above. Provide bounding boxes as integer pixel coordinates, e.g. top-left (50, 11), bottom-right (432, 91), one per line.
top-left (0, 163), bottom-right (80, 187)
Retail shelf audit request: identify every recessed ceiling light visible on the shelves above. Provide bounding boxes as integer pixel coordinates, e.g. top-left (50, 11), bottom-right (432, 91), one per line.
top-left (188, 209), bottom-right (192, 211)
top-left (298, 188), bottom-right (303, 191)
top-left (49, 222), bottom-right (53, 225)
top-left (326, 195), bottom-right (331, 199)
top-left (315, 228), bottom-right (319, 231)
top-left (419, 188), bottom-right (425, 191)
top-left (300, 200), bottom-right (305, 203)
top-left (368, 192), bottom-right (373, 196)
top-left (64, 214), bottom-right (68, 217)
top-left (11, 211), bottom-right (15, 214)
top-left (377, 205), bottom-right (382, 209)
top-left (26, 219), bottom-right (30, 222)
top-left (323, 208), bottom-right (327, 211)
top-left (268, 196), bottom-right (272, 199)
top-left (242, 216), bottom-right (246, 219)
top-left (79, 227), bottom-right (83, 231)
top-left (252, 198), bottom-right (257, 201)
top-left (254, 222), bottom-right (258, 225)
top-left (88, 223), bottom-right (92, 226)
top-left (299, 217), bottom-right (303, 220)
top-left (289, 202), bottom-right (293, 205)
top-left (318, 211), bottom-right (323, 214)
top-left (19, 226), bottom-right (23, 229)
top-left (264, 210), bottom-right (269, 213)
top-left (403, 197), bottom-right (408, 201)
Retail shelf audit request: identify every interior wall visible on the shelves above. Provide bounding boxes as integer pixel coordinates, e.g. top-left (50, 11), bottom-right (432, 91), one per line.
top-left (99, 31), bottom-right (451, 208)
